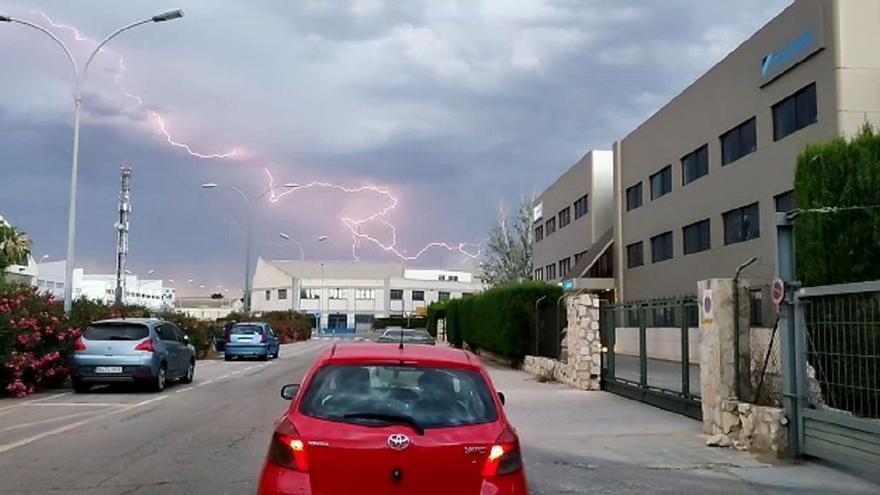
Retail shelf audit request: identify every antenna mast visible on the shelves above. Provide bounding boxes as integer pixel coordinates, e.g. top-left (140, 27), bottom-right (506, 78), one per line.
top-left (114, 166), bottom-right (133, 305)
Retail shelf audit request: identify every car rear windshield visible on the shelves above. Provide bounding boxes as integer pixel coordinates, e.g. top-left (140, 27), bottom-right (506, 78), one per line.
top-left (230, 325), bottom-right (262, 334)
top-left (300, 365), bottom-right (498, 429)
top-left (84, 323), bottom-right (149, 341)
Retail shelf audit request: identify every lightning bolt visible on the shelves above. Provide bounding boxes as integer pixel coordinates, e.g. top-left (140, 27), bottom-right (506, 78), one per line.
top-left (26, 10), bottom-right (482, 264)
top-left (32, 11), bottom-right (240, 160)
top-left (264, 169), bottom-right (484, 262)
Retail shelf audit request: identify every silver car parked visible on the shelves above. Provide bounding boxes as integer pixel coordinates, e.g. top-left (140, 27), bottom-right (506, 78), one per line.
top-left (71, 318), bottom-right (196, 393)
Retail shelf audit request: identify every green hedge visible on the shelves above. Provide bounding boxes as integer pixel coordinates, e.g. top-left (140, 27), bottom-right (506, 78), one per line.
top-left (373, 317), bottom-right (427, 330)
top-left (425, 304), bottom-right (446, 338)
top-left (442, 282), bottom-right (562, 359)
top-left (795, 124), bottom-right (880, 286)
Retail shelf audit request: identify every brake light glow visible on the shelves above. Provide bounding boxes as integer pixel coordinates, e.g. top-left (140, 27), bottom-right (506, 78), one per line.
top-left (134, 338), bottom-right (154, 352)
top-left (267, 418), bottom-right (309, 472)
top-left (261, 333), bottom-right (267, 344)
top-left (73, 338), bottom-right (87, 352)
top-left (482, 427), bottom-right (523, 477)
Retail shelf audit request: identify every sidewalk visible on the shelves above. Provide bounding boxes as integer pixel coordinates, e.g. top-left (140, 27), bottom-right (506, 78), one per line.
top-left (488, 365), bottom-right (879, 495)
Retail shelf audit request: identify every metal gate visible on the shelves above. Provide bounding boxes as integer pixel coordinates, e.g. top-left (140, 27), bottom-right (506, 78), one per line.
top-left (785, 282), bottom-right (880, 471)
top-left (599, 297), bottom-right (702, 420)
top-left (777, 214), bottom-right (880, 472)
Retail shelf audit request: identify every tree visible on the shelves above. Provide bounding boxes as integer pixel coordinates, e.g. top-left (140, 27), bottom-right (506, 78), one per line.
top-left (479, 199), bottom-right (533, 287)
top-left (0, 217), bottom-right (31, 276)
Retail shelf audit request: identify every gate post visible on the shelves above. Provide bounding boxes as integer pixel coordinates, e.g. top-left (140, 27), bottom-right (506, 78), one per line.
top-left (777, 212), bottom-right (802, 457)
top-left (698, 279), bottom-right (749, 435)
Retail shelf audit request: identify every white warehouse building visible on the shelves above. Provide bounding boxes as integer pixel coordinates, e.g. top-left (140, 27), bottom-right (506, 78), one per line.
top-left (250, 259), bottom-right (482, 331)
top-left (36, 260), bottom-right (175, 311)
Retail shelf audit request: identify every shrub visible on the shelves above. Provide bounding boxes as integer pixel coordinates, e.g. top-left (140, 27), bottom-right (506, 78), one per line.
top-left (443, 282), bottom-right (562, 359)
top-left (0, 284), bottom-right (80, 397)
top-left (373, 316), bottom-right (427, 330)
top-left (426, 304), bottom-right (446, 338)
top-left (69, 298), bottom-right (151, 332)
top-left (795, 124), bottom-right (880, 286)
top-left (154, 310), bottom-right (216, 358)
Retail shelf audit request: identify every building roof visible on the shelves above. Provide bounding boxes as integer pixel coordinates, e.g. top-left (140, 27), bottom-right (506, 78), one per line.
top-left (319, 342), bottom-right (478, 369)
top-left (265, 259), bottom-right (404, 279)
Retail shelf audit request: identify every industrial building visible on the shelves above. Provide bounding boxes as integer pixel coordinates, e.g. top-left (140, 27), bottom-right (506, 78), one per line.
top-left (35, 260), bottom-right (174, 310)
top-left (250, 259), bottom-right (482, 331)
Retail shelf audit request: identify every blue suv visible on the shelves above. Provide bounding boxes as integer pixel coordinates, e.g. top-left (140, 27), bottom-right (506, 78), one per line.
top-left (224, 322), bottom-right (279, 361)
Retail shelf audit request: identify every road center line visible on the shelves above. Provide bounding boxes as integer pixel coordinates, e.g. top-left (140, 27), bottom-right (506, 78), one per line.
top-left (197, 380), bottom-right (215, 386)
top-left (0, 410), bottom-right (102, 433)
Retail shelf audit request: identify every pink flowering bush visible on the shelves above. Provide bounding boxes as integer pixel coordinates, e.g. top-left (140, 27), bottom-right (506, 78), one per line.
top-left (0, 284), bottom-right (80, 398)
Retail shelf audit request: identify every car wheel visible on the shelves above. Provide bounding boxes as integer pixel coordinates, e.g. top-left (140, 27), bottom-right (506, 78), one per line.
top-left (224, 354), bottom-right (232, 361)
top-left (180, 360), bottom-right (195, 384)
top-left (260, 352), bottom-right (269, 361)
top-left (72, 379), bottom-right (90, 394)
top-left (151, 363), bottom-right (167, 392)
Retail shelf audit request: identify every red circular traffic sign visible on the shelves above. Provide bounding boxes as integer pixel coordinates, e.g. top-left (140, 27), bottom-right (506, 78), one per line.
top-left (771, 278), bottom-right (785, 306)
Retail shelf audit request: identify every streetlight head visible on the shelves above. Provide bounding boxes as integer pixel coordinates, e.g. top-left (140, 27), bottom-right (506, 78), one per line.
top-left (283, 183), bottom-right (299, 188)
top-left (317, 235), bottom-right (328, 242)
top-left (152, 9), bottom-right (184, 22)
top-left (279, 233), bottom-right (291, 240)
top-left (0, 13), bottom-right (12, 22)
top-left (201, 182), bottom-right (218, 189)
top-left (147, 269), bottom-right (155, 275)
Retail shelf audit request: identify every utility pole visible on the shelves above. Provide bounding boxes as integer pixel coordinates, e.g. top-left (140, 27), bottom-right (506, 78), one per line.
top-left (114, 166), bottom-right (132, 305)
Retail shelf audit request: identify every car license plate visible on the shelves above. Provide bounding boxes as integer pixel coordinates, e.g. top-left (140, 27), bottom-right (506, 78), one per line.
top-left (95, 366), bottom-right (123, 374)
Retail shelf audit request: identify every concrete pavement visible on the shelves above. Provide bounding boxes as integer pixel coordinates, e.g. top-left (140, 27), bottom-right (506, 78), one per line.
top-left (490, 364), bottom-right (880, 495)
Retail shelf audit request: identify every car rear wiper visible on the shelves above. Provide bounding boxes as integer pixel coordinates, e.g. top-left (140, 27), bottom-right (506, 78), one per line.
top-left (343, 412), bottom-right (425, 435)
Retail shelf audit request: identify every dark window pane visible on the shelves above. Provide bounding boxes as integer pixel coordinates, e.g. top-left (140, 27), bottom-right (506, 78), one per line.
top-left (626, 183), bottom-right (643, 211)
top-left (724, 202), bottom-right (760, 245)
top-left (682, 145), bottom-right (709, 185)
top-left (796, 83), bottom-right (817, 129)
top-left (774, 83), bottom-right (816, 141)
top-left (650, 232), bottom-right (673, 263)
top-left (412, 290), bottom-right (425, 301)
top-left (84, 323), bottom-right (149, 341)
top-left (626, 242), bottom-right (644, 268)
top-left (390, 289), bottom-right (403, 300)
top-left (721, 127), bottom-right (740, 165)
top-left (683, 219), bottom-right (711, 255)
top-left (558, 207), bottom-right (571, 228)
top-left (650, 166), bottom-right (672, 200)
top-left (741, 118), bottom-right (757, 156)
top-left (773, 97), bottom-right (796, 141)
top-left (534, 226), bottom-right (543, 242)
top-left (775, 190), bottom-right (796, 213)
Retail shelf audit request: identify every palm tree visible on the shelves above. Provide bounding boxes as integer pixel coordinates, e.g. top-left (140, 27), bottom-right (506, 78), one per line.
top-left (0, 224), bottom-right (31, 274)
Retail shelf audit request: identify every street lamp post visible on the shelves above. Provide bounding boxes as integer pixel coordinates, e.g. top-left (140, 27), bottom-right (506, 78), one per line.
top-left (0, 9), bottom-right (185, 314)
top-left (202, 181), bottom-right (298, 313)
top-left (278, 233), bottom-right (328, 260)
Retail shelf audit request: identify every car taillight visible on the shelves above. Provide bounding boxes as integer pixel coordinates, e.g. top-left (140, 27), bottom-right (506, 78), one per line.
top-left (261, 333), bottom-right (267, 344)
top-left (482, 427), bottom-right (523, 477)
top-left (227, 333), bottom-right (233, 343)
top-left (134, 338), bottom-right (154, 352)
top-left (267, 418), bottom-right (309, 472)
top-left (73, 338), bottom-right (87, 352)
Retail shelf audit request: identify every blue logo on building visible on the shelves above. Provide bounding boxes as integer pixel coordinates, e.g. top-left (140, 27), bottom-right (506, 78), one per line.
top-left (762, 30), bottom-right (816, 78)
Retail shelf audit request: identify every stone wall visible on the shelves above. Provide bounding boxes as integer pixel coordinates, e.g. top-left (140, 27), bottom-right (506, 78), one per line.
top-left (705, 399), bottom-right (788, 456)
top-left (521, 293), bottom-right (601, 391)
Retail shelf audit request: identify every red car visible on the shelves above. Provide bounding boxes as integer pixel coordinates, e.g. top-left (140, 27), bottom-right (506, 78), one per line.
top-left (258, 343), bottom-right (529, 495)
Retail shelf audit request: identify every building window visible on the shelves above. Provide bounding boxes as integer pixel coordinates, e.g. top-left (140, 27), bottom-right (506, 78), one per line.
top-left (650, 166), bottom-right (672, 200)
top-left (328, 288), bottom-right (347, 299)
top-left (724, 202), bottom-right (761, 245)
top-left (573, 194), bottom-right (589, 219)
top-left (534, 225), bottom-right (544, 242)
top-left (626, 242), bottom-right (644, 268)
top-left (390, 289), bottom-right (403, 300)
top-left (721, 117), bottom-right (757, 165)
top-left (682, 219), bottom-right (711, 255)
top-left (773, 83), bottom-right (817, 141)
top-left (750, 289), bottom-right (764, 326)
top-left (278, 289), bottom-right (288, 300)
top-left (448, 275), bottom-right (459, 282)
top-left (574, 250), bottom-right (588, 265)
top-left (300, 288), bottom-right (320, 300)
top-left (438, 275), bottom-right (446, 281)
top-left (438, 291), bottom-right (451, 302)
top-left (355, 289), bottom-right (375, 300)
top-left (775, 190), bottom-right (796, 213)
top-left (558, 207), bottom-right (571, 228)
top-left (558, 257), bottom-right (571, 278)
top-left (650, 231), bottom-right (674, 263)
top-left (534, 268), bottom-right (544, 281)
top-left (681, 144), bottom-right (709, 185)
top-left (545, 217), bottom-right (556, 236)
top-left (545, 263), bottom-right (557, 280)
top-left (626, 183), bottom-right (643, 211)
top-left (264, 290), bottom-right (271, 301)
top-left (412, 290), bottom-right (425, 301)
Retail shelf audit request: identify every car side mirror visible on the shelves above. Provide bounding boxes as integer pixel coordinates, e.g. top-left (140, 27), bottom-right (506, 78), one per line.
top-left (281, 383), bottom-right (300, 400)
top-left (497, 392), bottom-right (506, 406)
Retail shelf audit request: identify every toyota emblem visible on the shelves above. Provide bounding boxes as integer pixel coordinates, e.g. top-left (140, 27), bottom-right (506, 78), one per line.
top-left (387, 433), bottom-right (411, 451)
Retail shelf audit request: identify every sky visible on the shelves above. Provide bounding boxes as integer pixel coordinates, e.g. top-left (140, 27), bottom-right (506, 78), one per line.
top-left (0, 0), bottom-right (791, 296)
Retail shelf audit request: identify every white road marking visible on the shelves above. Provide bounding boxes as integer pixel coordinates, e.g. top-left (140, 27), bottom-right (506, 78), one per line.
top-left (0, 410), bottom-right (102, 433)
top-left (0, 395), bottom-right (167, 455)
top-left (175, 388), bottom-right (193, 394)
top-left (197, 380), bottom-right (215, 386)
top-left (29, 402), bottom-right (129, 408)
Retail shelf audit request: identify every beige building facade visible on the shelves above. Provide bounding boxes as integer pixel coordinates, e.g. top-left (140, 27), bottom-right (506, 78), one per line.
top-left (613, 0), bottom-right (880, 302)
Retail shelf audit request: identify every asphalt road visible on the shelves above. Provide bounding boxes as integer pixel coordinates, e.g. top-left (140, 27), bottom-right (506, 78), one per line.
top-left (0, 339), bottom-right (330, 494)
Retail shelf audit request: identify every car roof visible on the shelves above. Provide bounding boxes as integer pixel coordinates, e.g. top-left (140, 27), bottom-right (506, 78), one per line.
top-left (319, 343), bottom-right (478, 369)
top-left (92, 318), bottom-right (159, 325)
